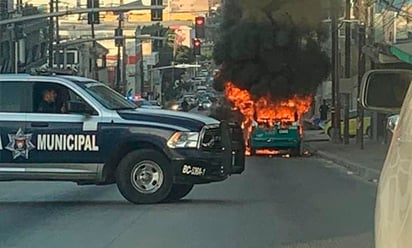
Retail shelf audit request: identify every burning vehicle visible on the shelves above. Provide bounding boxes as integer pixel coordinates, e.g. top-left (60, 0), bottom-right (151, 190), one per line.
top-left (225, 82), bottom-right (311, 156)
top-left (249, 117), bottom-right (302, 156)
top-left (212, 0), bottom-right (331, 156)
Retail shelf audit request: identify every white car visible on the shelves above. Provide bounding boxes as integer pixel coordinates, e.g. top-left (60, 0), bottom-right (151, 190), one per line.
top-left (361, 69), bottom-right (412, 248)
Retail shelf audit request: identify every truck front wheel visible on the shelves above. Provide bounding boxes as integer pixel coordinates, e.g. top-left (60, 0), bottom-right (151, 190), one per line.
top-left (116, 149), bottom-right (173, 204)
top-left (163, 184), bottom-right (194, 202)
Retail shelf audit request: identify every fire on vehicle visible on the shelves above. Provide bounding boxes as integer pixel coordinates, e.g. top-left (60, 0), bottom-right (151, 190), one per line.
top-left (224, 82), bottom-right (312, 156)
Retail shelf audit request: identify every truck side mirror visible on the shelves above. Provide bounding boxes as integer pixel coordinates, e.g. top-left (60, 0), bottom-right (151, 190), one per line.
top-left (361, 69), bottom-right (412, 113)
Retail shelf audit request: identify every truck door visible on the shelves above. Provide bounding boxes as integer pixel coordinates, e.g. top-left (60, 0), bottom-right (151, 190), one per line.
top-left (24, 81), bottom-right (103, 179)
top-left (0, 80), bottom-right (31, 175)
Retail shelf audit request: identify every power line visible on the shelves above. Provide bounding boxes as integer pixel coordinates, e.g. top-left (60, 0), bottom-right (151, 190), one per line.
top-left (381, 15), bottom-right (396, 29)
top-left (381, 0), bottom-right (411, 17)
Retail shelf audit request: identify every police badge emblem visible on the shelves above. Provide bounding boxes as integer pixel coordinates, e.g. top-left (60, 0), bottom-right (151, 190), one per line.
top-left (6, 128), bottom-right (35, 159)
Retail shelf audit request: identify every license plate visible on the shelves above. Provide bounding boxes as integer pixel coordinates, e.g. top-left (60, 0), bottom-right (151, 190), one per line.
top-left (279, 129), bottom-right (289, 134)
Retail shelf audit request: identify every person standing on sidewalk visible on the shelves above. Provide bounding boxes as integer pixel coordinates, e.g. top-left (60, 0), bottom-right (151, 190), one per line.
top-left (181, 98), bottom-right (189, 112)
top-left (319, 100), bottom-right (329, 121)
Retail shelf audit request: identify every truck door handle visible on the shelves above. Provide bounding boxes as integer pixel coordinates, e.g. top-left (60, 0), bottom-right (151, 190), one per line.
top-left (31, 122), bottom-right (49, 127)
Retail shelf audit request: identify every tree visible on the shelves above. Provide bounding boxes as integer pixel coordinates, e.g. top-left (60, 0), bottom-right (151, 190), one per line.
top-left (141, 23), bottom-right (169, 51)
top-left (174, 46), bottom-right (195, 64)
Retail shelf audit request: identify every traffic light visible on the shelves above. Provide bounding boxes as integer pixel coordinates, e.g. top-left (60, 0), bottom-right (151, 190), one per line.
top-left (87, 0), bottom-right (100, 24)
top-left (151, 0), bottom-right (163, 21)
top-left (114, 28), bottom-right (123, 47)
top-left (195, 16), bottom-right (205, 38)
top-left (193, 39), bottom-right (201, 56)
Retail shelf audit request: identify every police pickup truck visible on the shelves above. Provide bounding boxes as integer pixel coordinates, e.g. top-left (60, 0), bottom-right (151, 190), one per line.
top-left (0, 73), bottom-right (245, 204)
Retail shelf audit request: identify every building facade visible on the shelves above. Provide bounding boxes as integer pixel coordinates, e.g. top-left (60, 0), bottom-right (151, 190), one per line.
top-left (0, 3), bottom-right (49, 73)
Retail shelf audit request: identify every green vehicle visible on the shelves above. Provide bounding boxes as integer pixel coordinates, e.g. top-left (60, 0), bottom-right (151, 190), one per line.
top-left (249, 118), bottom-right (303, 156)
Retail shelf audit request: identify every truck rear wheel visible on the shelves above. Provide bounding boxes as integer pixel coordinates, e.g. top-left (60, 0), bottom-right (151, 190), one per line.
top-left (163, 184), bottom-right (194, 202)
top-left (249, 140), bottom-right (256, 156)
top-left (116, 149), bottom-right (173, 204)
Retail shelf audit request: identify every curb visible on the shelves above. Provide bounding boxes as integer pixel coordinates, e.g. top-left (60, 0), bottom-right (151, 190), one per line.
top-left (305, 143), bottom-right (381, 182)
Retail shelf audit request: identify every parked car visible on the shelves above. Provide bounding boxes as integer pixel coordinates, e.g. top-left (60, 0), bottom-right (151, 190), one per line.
top-left (323, 110), bottom-right (372, 138)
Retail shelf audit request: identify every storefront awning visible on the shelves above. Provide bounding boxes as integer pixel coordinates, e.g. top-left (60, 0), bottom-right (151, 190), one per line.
top-left (363, 44), bottom-right (401, 64)
top-left (390, 43), bottom-right (412, 64)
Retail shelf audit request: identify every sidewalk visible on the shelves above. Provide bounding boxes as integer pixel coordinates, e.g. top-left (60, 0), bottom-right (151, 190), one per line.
top-left (303, 130), bottom-right (389, 181)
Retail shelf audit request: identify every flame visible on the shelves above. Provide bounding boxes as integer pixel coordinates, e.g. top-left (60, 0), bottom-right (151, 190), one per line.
top-left (225, 82), bottom-right (313, 155)
top-left (256, 149), bottom-right (280, 155)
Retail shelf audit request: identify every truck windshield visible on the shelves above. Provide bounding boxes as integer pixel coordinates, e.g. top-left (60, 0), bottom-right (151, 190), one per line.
top-left (83, 83), bottom-right (137, 110)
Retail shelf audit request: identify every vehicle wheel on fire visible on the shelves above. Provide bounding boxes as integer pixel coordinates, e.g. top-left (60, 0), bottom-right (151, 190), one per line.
top-left (115, 149), bottom-right (173, 204)
top-left (163, 184), bottom-right (194, 202)
top-left (250, 147), bottom-right (256, 156)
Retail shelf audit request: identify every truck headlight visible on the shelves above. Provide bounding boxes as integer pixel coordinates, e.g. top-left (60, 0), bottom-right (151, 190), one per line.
top-left (167, 132), bottom-right (200, 148)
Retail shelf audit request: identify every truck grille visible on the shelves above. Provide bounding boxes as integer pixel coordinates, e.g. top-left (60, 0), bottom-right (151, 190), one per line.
top-left (200, 127), bottom-right (222, 152)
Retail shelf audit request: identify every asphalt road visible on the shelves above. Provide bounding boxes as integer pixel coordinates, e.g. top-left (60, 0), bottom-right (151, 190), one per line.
top-left (0, 156), bottom-right (376, 248)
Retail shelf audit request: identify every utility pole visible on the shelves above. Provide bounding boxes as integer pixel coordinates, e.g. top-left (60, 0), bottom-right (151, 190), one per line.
top-left (122, 21), bottom-right (127, 95)
top-left (357, 23), bottom-right (365, 149)
top-left (48, 0), bottom-right (54, 68)
top-left (116, 13), bottom-right (123, 93)
top-left (119, 1), bottom-right (124, 92)
top-left (12, 2), bottom-right (20, 73)
top-left (116, 43), bottom-right (122, 90)
top-left (133, 25), bottom-right (145, 97)
top-left (140, 45), bottom-right (144, 95)
top-left (91, 20), bottom-right (98, 80)
top-left (55, 0), bottom-right (60, 69)
top-left (343, 0), bottom-right (351, 144)
top-left (331, 0), bottom-right (342, 143)
top-left (135, 27), bottom-right (140, 96)
top-left (344, 0), bottom-right (351, 78)
top-left (356, 1), bottom-right (368, 149)
top-left (88, 0), bottom-right (99, 80)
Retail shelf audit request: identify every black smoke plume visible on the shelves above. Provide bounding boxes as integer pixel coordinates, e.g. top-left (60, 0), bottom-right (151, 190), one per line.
top-left (213, 0), bottom-right (332, 101)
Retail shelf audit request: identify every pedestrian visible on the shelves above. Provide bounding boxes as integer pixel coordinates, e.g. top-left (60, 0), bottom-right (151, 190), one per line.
top-left (181, 98), bottom-right (189, 112)
top-left (319, 100), bottom-right (329, 121)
